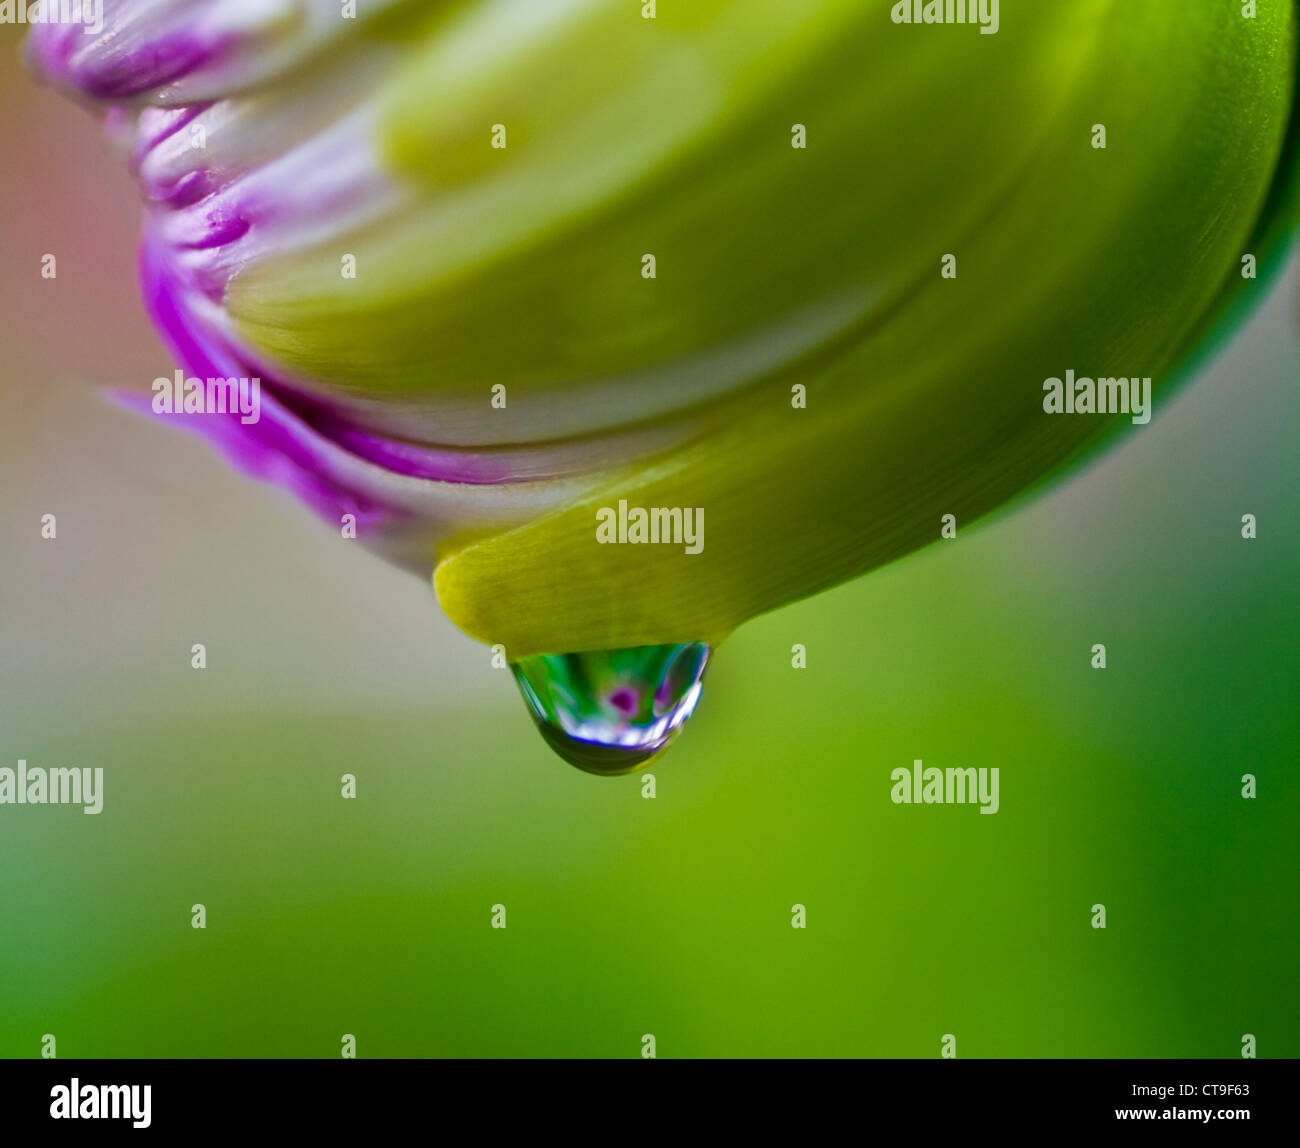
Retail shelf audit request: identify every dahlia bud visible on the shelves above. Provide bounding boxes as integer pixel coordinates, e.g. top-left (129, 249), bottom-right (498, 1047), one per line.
top-left (29, 1), bottom-right (1300, 770)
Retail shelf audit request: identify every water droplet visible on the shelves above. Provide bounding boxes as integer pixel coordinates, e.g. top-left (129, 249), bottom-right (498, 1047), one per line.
top-left (511, 643), bottom-right (711, 775)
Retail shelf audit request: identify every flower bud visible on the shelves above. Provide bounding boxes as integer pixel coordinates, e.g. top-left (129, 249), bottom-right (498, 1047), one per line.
top-left (30, 2), bottom-right (1300, 766)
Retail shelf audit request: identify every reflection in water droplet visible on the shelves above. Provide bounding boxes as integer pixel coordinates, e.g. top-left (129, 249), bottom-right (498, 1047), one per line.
top-left (511, 643), bottom-right (711, 775)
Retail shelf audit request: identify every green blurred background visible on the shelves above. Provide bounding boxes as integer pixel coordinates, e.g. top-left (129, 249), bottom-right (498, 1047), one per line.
top-left (1, 24), bottom-right (1297, 1059)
